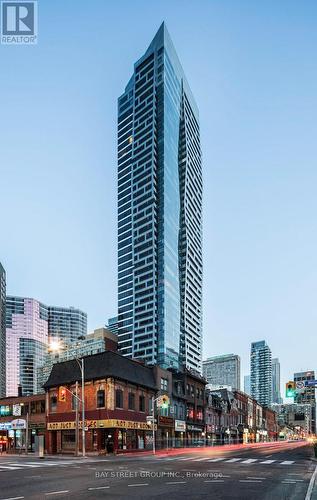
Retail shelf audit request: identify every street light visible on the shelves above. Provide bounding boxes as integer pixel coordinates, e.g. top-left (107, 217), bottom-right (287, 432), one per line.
top-left (49, 339), bottom-right (86, 457)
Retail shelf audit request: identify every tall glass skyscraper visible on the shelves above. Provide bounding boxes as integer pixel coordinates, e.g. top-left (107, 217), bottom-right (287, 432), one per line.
top-left (6, 296), bottom-right (48, 396)
top-left (272, 357), bottom-right (282, 404)
top-left (6, 296), bottom-right (87, 396)
top-left (117, 23), bottom-right (202, 372)
top-left (250, 340), bottom-right (272, 406)
top-left (47, 306), bottom-right (87, 343)
top-left (0, 263), bottom-right (6, 397)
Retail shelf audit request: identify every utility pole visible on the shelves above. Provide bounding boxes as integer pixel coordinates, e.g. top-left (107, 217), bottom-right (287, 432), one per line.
top-left (25, 411), bottom-right (29, 455)
top-left (81, 358), bottom-right (85, 457)
top-left (152, 396), bottom-right (155, 455)
top-left (75, 381), bottom-right (79, 457)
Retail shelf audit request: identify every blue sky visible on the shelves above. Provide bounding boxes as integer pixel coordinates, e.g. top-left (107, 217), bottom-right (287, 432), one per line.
top-left (1, 0), bottom-right (316, 392)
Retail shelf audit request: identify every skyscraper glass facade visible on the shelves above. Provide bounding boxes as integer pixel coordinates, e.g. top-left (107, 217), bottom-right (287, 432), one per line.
top-left (250, 340), bottom-right (272, 406)
top-left (6, 296), bottom-right (48, 396)
top-left (117, 23), bottom-right (202, 372)
top-left (272, 357), bottom-right (282, 404)
top-left (6, 296), bottom-right (87, 396)
top-left (48, 306), bottom-right (87, 343)
top-left (0, 263), bottom-right (6, 397)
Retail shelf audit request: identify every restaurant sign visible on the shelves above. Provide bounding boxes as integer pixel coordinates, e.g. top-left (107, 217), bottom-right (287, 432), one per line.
top-left (47, 419), bottom-right (157, 431)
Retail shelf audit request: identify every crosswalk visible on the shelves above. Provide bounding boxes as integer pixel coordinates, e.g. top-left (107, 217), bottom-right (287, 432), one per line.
top-left (0, 456), bottom-right (297, 471)
top-left (0, 459), bottom-right (102, 471)
top-left (149, 455), bottom-right (296, 466)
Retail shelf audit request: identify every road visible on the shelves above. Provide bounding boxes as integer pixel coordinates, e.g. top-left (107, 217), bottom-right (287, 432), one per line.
top-left (0, 441), bottom-right (315, 499)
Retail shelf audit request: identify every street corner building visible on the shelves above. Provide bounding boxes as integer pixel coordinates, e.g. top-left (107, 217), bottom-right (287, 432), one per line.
top-left (44, 351), bottom-right (157, 454)
top-left (117, 22), bottom-right (203, 372)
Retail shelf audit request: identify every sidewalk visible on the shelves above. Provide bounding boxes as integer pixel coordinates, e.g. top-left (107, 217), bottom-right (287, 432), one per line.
top-left (309, 464), bottom-right (317, 500)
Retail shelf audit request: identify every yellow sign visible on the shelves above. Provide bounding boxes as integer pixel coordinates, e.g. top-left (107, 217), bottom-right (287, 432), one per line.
top-left (47, 419), bottom-right (157, 431)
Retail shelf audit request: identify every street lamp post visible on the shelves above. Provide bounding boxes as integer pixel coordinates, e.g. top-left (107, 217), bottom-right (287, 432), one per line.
top-left (80, 358), bottom-right (85, 458)
top-left (74, 357), bottom-right (86, 458)
top-left (49, 340), bottom-right (86, 457)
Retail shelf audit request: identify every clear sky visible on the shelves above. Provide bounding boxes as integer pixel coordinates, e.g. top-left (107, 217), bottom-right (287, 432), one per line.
top-left (1, 0), bottom-right (316, 393)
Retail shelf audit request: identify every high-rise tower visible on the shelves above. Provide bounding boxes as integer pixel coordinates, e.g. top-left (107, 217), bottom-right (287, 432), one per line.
top-left (0, 263), bottom-right (6, 397)
top-left (250, 340), bottom-right (272, 406)
top-left (117, 23), bottom-right (202, 372)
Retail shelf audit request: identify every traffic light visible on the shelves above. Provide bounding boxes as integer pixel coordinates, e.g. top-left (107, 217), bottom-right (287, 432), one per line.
top-left (161, 395), bottom-right (170, 409)
top-left (58, 386), bottom-right (67, 402)
top-left (285, 381), bottom-right (295, 398)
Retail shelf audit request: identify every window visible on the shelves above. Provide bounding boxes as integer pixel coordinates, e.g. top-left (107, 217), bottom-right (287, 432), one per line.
top-left (97, 390), bottom-right (105, 408)
top-left (116, 389), bottom-right (123, 408)
top-left (72, 393), bottom-right (77, 411)
top-left (128, 392), bottom-right (135, 410)
top-left (139, 395), bottom-right (145, 412)
top-left (160, 378), bottom-right (168, 391)
top-left (50, 395), bottom-right (57, 412)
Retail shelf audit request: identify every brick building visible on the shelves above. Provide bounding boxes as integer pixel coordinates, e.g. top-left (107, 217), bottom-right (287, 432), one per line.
top-left (44, 351), bottom-right (157, 454)
top-left (0, 394), bottom-right (46, 452)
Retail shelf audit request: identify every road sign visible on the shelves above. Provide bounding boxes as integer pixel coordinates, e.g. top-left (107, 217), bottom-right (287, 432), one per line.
top-left (12, 404), bottom-right (22, 416)
top-left (305, 380), bottom-right (317, 387)
top-left (296, 381), bottom-right (305, 390)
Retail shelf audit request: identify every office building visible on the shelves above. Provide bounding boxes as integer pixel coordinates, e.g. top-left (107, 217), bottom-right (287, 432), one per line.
top-left (117, 23), bottom-right (202, 372)
top-left (272, 403), bottom-right (313, 435)
top-left (6, 296), bottom-right (87, 396)
top-left (48, 305), bottom-right (87, 343)
top-left (106, 316), bottom-right (118, 336)
top-left (250, 340), bottom-right (272, 406)
top-left (272, 358), bottom-right (282, 404)
top-left (6, 296), bottom-right (48, 396)
top-left (37, 327), bottom-right (118, 392)
top-left (294, 371), bottom-right (316, 434)
top-left (0, 263), bottom-right (6, 397)
top-left (203, 354), bottom-right (240, 390)
top-left (244, 374), bottom-right (251, 396)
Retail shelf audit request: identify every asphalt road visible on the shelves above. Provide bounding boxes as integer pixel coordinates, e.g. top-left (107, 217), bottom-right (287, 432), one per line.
top-left (0, 441), bottom-right (315, 499)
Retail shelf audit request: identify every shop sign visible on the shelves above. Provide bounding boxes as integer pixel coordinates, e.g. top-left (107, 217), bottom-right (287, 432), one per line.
top-left (187, 425), bottom-right (203, 432)
top-left (47, 419), bottom-right (157, 431)
top-left (158, 416), bottom-right (173, 427)
top-left (11, 419), bottom-right (26, 429)
top-left (175, 420), bottom-right (186, 432)
top-left (0, 422), bottom-right (12, 430)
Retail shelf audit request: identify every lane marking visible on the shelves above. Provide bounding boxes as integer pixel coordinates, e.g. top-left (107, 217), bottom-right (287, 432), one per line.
top-left (225, 458), bottom-right (242, 463)
top-left (280, 461), bottom-right (294, 465)
top-left (88, 486), bottom-right (110, 490)
top-left (305, 466), bottom-right (317, 500)
top-left (127, 483), bottom-right (149, 487)
top-left (204, 480), bottom-right (224, 483)
top-left (166, 481), bottom-right (187, 485)
top-left (241, 459), bottom-right (258, 464)
top-left (247, 477), bottom-right (267, 480)
top-left (45, 491), bottom-right (69, 496)
top-left (260, 460), bottom-right (276, 464)
top-left (207, 457), bottom-right (226, 462)
top-left (192, 457), bottom-right (212, 462)
top-left (7, 464), bottom-right (41, 468)
top-left (0, 497), bottom-right (24, 500)
top-left (240, 480), bottom-right (262, 483)
top-left (0, 466), bottom-right (22, 470)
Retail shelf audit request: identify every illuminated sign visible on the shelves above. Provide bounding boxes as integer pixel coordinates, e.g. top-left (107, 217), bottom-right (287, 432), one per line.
top-left (47, 419), bottom-right (157, 431)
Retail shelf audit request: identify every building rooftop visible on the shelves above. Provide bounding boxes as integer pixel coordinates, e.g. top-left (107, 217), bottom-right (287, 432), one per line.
top-left (44, 350), bottom-right (157, 390)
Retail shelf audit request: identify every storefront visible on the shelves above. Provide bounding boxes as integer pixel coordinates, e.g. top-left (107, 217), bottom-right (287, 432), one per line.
top-left (47, 418), bottom-right (156, 454)
top-left (186, 424), bottom-right (205, 446)
top-left (157, 416), bottom-right (173, 449)
top-left (174, 420), bottom-right (186, 448)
